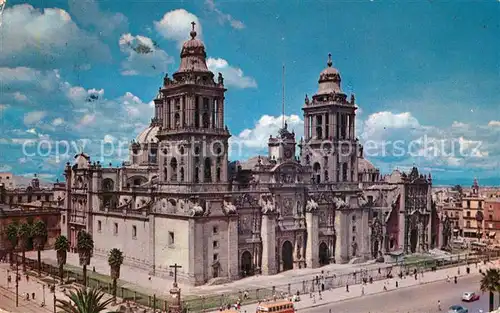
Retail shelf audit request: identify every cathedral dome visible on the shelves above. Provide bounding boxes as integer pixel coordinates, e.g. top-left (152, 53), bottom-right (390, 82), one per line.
top-left (177, 22), bottom-right (210, 73)
top-left (317, 53), bottom-right (342, 95)
top-left (136, 125), bottom-right (159, 144)
top-left (358, 158), bottom-right (376, 172)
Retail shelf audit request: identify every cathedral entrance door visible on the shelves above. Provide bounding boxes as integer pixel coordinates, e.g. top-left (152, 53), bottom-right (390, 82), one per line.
top-left (281, 241), bottom-right (293, 271)
top-left (241, 251), bottom-right (253, 277)
top-left (319, 242), bottom-right (329, 266)
top-left (410, 229), bottom-right (418, 253)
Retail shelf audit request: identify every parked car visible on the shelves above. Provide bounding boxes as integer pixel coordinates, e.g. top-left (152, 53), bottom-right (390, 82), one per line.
top-left (462, 292), bottom-right (480, 302)
top-left (448, 305), bottom-right (468, 313)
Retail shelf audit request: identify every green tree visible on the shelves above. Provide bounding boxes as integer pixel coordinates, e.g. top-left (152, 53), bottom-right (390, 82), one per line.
top-left (107, 248), bottom-right (124, 303)
top-left (77, 230), bottom-right (94, 287)
top-left (54, 235), bottom-right (69, 283)
top-left (4, 223), bottom-right (18, 266)
top-left (18, 222), bottom-right (32, 272)
top-left (55, 286), bottom-right (115, 313)
top-left (31, 219), bottom-right (47, 276)
top-left (480, 268), bottom-right (500, 311)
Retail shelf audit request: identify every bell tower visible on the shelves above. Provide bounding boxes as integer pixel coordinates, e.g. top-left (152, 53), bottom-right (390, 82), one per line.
top-left (300, 54), bottom-right (358, 184)
top-left (154, 22), bottom-right (230, 186)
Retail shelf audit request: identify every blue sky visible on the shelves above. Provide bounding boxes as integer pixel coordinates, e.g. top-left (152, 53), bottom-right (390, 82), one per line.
top-left (0, 0), bottom-right (499, 185)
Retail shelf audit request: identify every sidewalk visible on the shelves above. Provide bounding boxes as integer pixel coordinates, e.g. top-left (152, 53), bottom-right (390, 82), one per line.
top-left (213, 260), bottom-right (496, 313)
top-left (0, 263), bottom-right (121, 313)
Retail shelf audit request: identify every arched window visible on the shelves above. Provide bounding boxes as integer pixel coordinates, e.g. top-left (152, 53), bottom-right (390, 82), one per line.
top-left (179, 146), bottom-right (185, 156)
top-left (324, 170), bottom-right (329, 182)
top-left (174, 113), bottom-right (180, 128)
top-left (180, 167), bottom-right (185, 182)
top-left (163, 167), bottom-right (168, 181)
top-left (102, 179), bottom-right (114, 192)
top-left (194, 97), bottom-right (200, 128)
top-left (313, 162), bottom-right (321, 183)
top-left (170, 158), bottom-right (178, 181)
top-left (149, 147), bottom-right (157, 164)
top-left (204, 158), bottom-right (212, 183)
top-left (342, 162), bottom-right (348, 181)
top-left (202, 112), bottom-right (209, 128)
top-left (216, 167), bottom-right (221, 182)
top-left (195, 167), bottom-right (200, 183)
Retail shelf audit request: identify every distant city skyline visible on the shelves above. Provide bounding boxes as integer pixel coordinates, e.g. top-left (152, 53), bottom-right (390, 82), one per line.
top-left (0, 0), bottom-right (499, 184)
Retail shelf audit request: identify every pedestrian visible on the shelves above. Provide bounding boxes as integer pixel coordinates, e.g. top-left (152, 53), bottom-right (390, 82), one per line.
top-left (25, 274), bottom-right (29, 282)
top-left (346, 283), bottom-right (349, 292)
top-left (31, 292), bottom-right (35, 299)
top-left (438, 300), bottom-right (441, 311)
top-left (454, 276), bottom-right (457, 284)
top-left (361, 286), bottom-right (365, 295)
top-left (396, 281), bottom-right (398, 288)
top-left (312, 294), bottom-right (316, 304)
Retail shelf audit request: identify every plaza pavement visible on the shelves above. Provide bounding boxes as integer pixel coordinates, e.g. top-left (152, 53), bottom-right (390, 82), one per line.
top-left (27, 250), bottom-right (406, 296)
top-left (214, 260), bottom-right (499, 313)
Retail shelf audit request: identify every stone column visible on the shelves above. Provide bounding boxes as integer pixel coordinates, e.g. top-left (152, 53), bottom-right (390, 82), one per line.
top-left (351, 114), bottom-right (356, 140)
top-left (180, 96), bottom-right (185, 128)
top-left (148, 214), bottom-right (156, 275)
top-left (227, 215), bottom-right (239, 280)
top-left (335, 209), bottom-right (348, 263)
top-left (220, 97), bottom-right (225, 128)
top-left (399, 186), bottom-right (407, 252)
top-left (360, 209), bottom-right (371, 260)
top-left (261, 213), bottom-right (277, 275)
top-left (311, 115), bottom-right (316, 139)
top-left (324, 113), bottom-right (328, 139)
top-left (304, 114), bottom-right (310, 140)
top-left (305, 211), bottom-right (319, 268)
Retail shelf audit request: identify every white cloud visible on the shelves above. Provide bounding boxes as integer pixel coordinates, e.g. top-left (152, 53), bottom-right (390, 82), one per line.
top-left (154, 9), bottom-right (202, 47)
top-left (68, 0), bottom-right (128, 36)
top-left (0, 4), bottom-right (111, 69)
top-left (207, 58), bottom-right (257, 89)
top-left (13, 92), bottom-right (28, 102)
top-left (488, 120), bottom-right (500, 127)
top-left (52, 118), bottom-right (64, 126)
top-left (205, 0), bottom-right (245, 30)
top-left (119, 33), bottom-right (174, 76)
top-left (232, 114), bottom-right (303, 149)
top-left (24, 111), bottom-right (46, 125)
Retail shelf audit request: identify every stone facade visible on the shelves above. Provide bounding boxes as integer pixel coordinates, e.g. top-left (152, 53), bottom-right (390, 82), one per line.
top-left (60, 23), bottom-right (435, 286)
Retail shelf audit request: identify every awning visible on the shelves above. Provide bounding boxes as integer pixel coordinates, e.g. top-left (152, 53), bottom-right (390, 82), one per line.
top-left (453, 229), bottom-right (459, 233)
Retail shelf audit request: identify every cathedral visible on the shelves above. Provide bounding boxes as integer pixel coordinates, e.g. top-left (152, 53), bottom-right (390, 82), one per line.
top-left (60, 23), bottom-right (437, 286)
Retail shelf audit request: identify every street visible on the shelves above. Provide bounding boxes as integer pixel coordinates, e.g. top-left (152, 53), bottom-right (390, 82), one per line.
top-left (304, 274), bottom-right (492, 313)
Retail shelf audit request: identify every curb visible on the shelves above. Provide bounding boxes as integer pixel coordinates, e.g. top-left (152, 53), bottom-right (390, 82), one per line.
top-left (295, 272), bottom-right (479, 311)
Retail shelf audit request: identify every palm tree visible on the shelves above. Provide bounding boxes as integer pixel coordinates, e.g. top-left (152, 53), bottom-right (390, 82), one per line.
top-left (55, 286), bottom-right (115, 313)
top-left (54, 235), bottom-right (69, 283)
top-left (31, 220), bottom-right (47, 276)
top-left (18, 222), bottom-right (32, 272)
top-left (5, 223), bottom-right (18, 266)
top-left (77, 230), bottom-right (94, 287)
top-left (480, 268), bottom-right (500, 311)
top-left (107, 248), bottom-right (124, 303)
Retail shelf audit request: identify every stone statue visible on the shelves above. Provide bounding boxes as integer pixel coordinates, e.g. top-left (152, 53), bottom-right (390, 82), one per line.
top-left (218, 72), bottom-right (224, 85)
top-left (260, 196), bottom-right (276, 214)
top-left (333, 197), bottom-right (348, 209)
top-left (189, 203), bottom-right (204, 217)
top-left (305, 198), bottom-right (319, 213)
top-left (223, 199), bottom-right (237, 215)
top-left (163, 73), bottom-right (170, 86)
top-left (305, 94), bottom-right (310, 105)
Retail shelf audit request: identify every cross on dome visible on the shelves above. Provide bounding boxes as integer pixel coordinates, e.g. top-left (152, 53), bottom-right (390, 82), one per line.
top-left (190, 21), bottom-right (197, 39)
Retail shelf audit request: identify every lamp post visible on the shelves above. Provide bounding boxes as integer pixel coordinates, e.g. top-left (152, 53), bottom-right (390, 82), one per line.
top-left (53, 293), bottom-right (56, 313)
top-left (15, 258), bottom-right (19, 307)
top-left (41, 284), bottom-right (46, 307)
